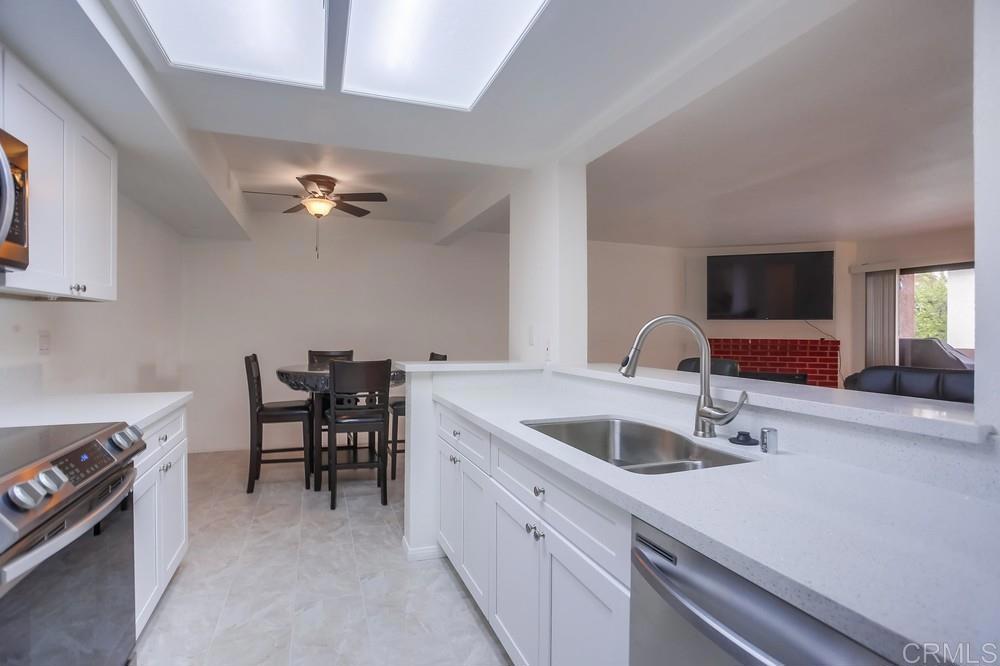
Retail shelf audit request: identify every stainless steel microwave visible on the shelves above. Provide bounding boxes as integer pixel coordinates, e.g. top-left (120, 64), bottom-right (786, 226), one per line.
top-left (0, 129), bottom-right (28, 271)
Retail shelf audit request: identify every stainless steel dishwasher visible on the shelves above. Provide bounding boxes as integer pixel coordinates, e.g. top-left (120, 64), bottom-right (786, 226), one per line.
top-left (630, 518), bottom-right (891, 666)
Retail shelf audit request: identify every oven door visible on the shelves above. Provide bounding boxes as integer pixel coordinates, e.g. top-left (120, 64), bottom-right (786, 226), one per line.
top-left (0, 467), bottom-right (136, 666)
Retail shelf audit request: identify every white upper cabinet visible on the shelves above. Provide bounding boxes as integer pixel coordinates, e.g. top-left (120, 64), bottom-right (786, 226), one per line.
top-left (0, 48), bottom-right (117, 301)
top-left (1, 52), bottom-right (73, 296)
top-left (72, 121), bottom-right (117, 300)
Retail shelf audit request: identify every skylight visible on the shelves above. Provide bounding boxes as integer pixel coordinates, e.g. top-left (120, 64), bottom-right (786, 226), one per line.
top-left (132, 0), bottom-right (327, 88)
top-left (342, 0), bottom-right (549, 111)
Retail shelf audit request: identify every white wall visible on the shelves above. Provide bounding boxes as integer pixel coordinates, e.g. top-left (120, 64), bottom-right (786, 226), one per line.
top-left (590, 228), bottom-right (978, 380)
top-left (179, 211), bottom-right (509, 452)
top-left (588, 240), bottom-right (856, 376)
top-left (849, 226), bottom-right (974, 371)
top-left (0, 196), bottom-right (183, 397)
top-left (509, 163), bottom-right (588, 364)
top-left (974, 0), bottom-right (999, 427)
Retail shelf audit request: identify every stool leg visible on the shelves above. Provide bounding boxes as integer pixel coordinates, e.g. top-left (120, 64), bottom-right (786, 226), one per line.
top-left (391, 411), bottom-right (399, 481)
top-left (329, 431), bottom-right (338, 510)
top-left (246, 422), bottom-right (262, 493)
top-left (379, 430), bottom-right (388, 506)
top-left (302, 418), bottom-right (311, 490)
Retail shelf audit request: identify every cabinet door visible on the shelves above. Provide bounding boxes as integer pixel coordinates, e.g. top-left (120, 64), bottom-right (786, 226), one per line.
top-left (2, 53), bottom-right (73, 296)
top-left (458, 452), bottom-right (492, 614)
top-left (437, 438), bottom-right (461, 563)
top-left (133, 467), bottom-right (160, 636)
top-left (490, 482), bottom-right (543, 666)
top-left (541, 527), bottom-right (630, 666)
top-left (71, 121), bottom-right (116, 300)
top-left (157, 439), bottom-right (188, 580)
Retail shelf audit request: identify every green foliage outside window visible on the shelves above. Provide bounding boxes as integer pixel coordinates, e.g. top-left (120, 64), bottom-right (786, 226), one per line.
top-left (914, 272), bottom-right (948, 340)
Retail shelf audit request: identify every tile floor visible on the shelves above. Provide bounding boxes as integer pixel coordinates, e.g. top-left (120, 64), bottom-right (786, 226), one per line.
top-left (137, 451), bottom-right (511, 666)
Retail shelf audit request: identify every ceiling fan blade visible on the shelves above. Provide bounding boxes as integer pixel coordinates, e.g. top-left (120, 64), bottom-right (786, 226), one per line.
top-left (282, 204), bottom-right (305, 214)
top-left (333, 201), bottom-right (370, 217)
top-left (243, 190), bottom-right (301, 198)
top-left (336, 192), bottom-right (387, 202)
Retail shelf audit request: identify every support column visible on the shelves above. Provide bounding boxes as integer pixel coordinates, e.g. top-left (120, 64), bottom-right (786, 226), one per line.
top-left (508, 161), bottom-right (588, 364)
top-left (975, 0), bottom-right (999, 427)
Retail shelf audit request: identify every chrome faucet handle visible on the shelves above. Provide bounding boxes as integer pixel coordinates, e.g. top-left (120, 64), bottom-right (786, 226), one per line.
top-left (698, 390), bottom-right (748, 425)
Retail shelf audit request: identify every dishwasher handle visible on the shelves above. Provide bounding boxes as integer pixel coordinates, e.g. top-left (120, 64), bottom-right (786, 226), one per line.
top-left (632, 540), bottom-right (779, 666)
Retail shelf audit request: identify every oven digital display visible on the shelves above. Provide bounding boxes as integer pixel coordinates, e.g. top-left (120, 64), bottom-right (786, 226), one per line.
top-left (53, 440), bottom-right (114, 486)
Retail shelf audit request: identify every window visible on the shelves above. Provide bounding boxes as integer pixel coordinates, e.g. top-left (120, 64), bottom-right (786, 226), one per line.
top-left (898, 263), bottom-right (975, 369)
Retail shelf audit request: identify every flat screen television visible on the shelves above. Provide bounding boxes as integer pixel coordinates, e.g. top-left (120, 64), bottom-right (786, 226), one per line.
top-left (707, 251), bottom-right (834, 320)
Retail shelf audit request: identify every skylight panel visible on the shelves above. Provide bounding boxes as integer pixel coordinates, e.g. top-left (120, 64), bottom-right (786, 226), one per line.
top-left (342, 0), bottom-right (549, 111)
top-left (133, 0), bottom-right (327, 88)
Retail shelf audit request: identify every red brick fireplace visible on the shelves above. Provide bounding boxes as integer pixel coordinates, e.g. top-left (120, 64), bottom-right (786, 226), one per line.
top-left (708, 338), bottom-right (841, 388)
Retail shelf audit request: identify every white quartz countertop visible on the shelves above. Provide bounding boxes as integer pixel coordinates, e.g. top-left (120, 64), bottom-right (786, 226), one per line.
top-left (431, 374), bottom-right (1000, 663)
top-left (0, 391), bottom-right (192, 429)
top-left (396, 360), bottom-right (544, 373)
top-left (566, 364), bottom-right (992, 444)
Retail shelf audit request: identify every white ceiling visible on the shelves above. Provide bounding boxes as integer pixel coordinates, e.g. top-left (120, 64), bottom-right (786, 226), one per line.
top-left (116, 0), bottom-right (746, 167)
top-left (587, 0), bottom-right (974, 247)
top-left (215, 132), bottom-right (518, 223)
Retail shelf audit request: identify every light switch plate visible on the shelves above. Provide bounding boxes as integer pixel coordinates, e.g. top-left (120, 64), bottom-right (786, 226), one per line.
top-left (38, 330), bottom-right (50, 356)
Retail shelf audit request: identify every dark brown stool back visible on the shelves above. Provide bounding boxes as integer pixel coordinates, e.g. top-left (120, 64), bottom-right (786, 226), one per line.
top-left (326, 359), bottom-right (392, 509)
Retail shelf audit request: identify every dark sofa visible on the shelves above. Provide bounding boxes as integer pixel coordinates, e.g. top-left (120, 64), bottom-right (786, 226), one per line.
top-left (843, 365), bottom-right (974, 403)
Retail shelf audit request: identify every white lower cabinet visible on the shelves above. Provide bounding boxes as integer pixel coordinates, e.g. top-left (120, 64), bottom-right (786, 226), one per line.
top-left (158, 438), bottom-right (188, 577)
top-left (542, 521), bottom-right (630, 666)
top-left (491, 481), bottom-right (544, 666)
top-left (134, 431), bottom-right (189, 636)
top-left (132, 464), bottom-right (161, 633)
top-left (457, 452), bottom-right (492, 611)
top-left (438, 437), bottom-right (494, 613)
top-left (435, 406), bottom-right (631, 666)
top-left (438, 438), bottom-right (462, 561)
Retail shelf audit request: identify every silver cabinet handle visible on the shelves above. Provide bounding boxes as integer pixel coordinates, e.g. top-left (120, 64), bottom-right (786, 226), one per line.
top-left (525, 522), bottom-right (535, 534)
top-left (532, 526), bottom-right (545, 540)
top-left (452, 429), bottom-right (461, 438)
top-left (532, 486), bottom-right (545, 497)
top-left (447, 455), bottom-right (459, 464)
top-left (80, 284), bottom-right (87, 293)
top-left (159, 434), bottom-right (168, 443)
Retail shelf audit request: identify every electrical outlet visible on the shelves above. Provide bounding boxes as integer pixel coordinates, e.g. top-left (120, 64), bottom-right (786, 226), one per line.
top-left (38, 330), bottom-right (50, 356)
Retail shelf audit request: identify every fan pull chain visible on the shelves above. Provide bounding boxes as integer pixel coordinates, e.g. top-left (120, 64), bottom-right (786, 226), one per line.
top-left (315, 219), bottom-right (320, 260)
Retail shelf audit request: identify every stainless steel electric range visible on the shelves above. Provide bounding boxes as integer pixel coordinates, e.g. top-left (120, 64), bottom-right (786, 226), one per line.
top-left (0, 421), bottom-right (146, 666)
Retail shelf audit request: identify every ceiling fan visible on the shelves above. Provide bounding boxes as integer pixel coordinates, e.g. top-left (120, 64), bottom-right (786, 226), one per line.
top-left (243, 174), bottom-right (388, 258)
top-left (244, 174), bottom-right (387, 218)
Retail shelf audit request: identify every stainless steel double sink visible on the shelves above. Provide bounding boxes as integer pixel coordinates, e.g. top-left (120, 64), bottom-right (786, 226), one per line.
top-left (521, 416), bottom-right (751, 475)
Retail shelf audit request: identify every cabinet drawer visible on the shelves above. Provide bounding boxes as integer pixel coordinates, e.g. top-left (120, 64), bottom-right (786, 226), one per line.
top-left (437, 406), bottom-right (490, 471)
top-left (146, 410), bottom-right (185, 449)
top-left (492, 441), bottom-right (631, 584)
top-left (135, 410), bottom-right (185, 470)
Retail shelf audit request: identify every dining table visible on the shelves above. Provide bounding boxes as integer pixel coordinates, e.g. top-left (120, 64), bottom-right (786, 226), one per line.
top-left (276, 363), bottom-right (406, 491)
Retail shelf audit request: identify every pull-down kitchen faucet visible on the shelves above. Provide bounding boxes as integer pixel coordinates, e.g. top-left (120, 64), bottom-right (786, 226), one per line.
top-left (620, 314), bottom-right (748, 438)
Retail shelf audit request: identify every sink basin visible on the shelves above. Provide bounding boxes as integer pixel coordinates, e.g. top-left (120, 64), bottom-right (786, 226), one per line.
top-left (520, 416), bottom-right (750, 474)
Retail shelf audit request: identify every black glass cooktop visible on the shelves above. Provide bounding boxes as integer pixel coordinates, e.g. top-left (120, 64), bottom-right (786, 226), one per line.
top-left (0, 423), bottom-right (115, 479)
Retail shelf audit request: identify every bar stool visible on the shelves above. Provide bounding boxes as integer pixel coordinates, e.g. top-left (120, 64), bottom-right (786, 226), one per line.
top-left (244, 354), bottom-right (313, 493)
top-left (388, 352), bottom-right (446, 480)
top-left (326, 359), bottom-right (392, 509)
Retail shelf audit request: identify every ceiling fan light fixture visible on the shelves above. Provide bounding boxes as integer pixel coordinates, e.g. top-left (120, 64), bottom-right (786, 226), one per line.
top-left (302, 196), bottom-right (335, 218)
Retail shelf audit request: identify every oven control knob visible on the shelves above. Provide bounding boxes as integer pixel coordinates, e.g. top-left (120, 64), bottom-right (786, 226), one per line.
top-left (126, 425), bottom-right (144, 441)
top-left (36, 466), bottom-right (70, 495)
top-left (110, 431), bottom-right (131, 450)
top-left (7, 480), bottom-right (45, 511)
